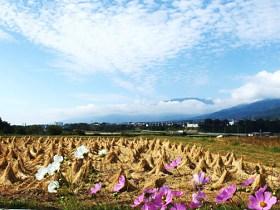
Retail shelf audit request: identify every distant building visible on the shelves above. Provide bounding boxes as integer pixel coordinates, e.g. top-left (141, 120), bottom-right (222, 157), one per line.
top-left (54, 122), bottom-right (64, 126)
top-left (229, 120), bottom-right (235, 126)
top-left (176, 130), bottom-right (184, 134)
top-left (186, 123), bottom-right (199, 128)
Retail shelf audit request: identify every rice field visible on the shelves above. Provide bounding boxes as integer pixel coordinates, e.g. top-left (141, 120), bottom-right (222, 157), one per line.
top-left (0, 136), bottom-right (279, 209)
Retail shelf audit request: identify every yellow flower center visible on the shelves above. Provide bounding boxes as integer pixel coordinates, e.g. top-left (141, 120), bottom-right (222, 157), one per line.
top-left (260, 201), bottom-right (267, 208)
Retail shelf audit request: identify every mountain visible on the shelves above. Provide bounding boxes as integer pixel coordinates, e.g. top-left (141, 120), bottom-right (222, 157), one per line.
top-left (66, 113), bottom-right (195, 124)
top-left (164, 97), bottom-right (214, 105)
top-left (65, 97), bottom-right (211, 123)
top-left (196, 99), bottom-right (280, 120)
top-left (65, 98), bottom-right (280, 124)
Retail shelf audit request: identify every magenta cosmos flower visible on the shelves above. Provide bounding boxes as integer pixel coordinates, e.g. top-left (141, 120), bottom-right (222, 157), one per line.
top-left (89, 183), bottom-right (102, 195)
top-left (170, 203), bottom-right (187, 210)
top-left (164, 157), bottom-right (182, 171)
top-left (132, 188), bottom-right (157, 207)
top-left (189, 191), bottom-right (206, 209)
top-left (192, 172), bottom-right (210, 186)
top-left (241, 177), bottom-right (255, 187)
top-left (215, 184), bottom-right (237, 204)
top-left (157, 186), bottom-right (184, 209)
top-left (132, 188), bottom-right (162, 210)
top-left (248, 186), bottom-right (277, 210)
top-left (113, 175), bottom-right (126, 192)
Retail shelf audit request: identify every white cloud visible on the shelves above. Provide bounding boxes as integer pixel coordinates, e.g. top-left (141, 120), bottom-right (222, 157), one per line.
top-left (229, 70), bottom-right (280, 104)
top-left (0, 0), bottom-right (279, 77)
top-left (40, 70), bottom-right (280, 123)
top-left (0, 29), bottom-right (13, 41)
top-left (46, 99), bottom-right (214, 123)
top-left (4, 70), bottom-right (280, 124)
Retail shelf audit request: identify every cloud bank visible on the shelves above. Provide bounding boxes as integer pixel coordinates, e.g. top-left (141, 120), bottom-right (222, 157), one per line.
top-left (0, 0), bottom-right (279, 77)
top-left (38, 70), bottom-right (280, 123)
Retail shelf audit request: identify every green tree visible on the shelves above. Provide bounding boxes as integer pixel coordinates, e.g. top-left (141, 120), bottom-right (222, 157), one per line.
top-left (46, 125), bottom-right (63, 135)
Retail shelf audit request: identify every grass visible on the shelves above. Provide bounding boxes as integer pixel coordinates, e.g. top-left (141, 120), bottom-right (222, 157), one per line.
top-left (268, 146), bottom-right (280, 153)
top-left (0, 197), bottom-right (59, 210)
top-left (0, 196), bottom-right (250, 210)
top-left (144, 135), bottom-right (280, 167)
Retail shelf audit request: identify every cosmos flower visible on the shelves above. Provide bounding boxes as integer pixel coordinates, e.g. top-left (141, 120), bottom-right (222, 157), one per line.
top-left (215, 184), bottom-right (237, 204)
top-left (47, 161), bottom-right (61, 175)
top-left (74, 145), bottom-right (89, 159)
top-left (35, 167), bottom-right (48, 181)
top-left (48, 180), bottom-right (59, 193)
top-left (192, 172), bottom-right (210, 186)
top-left (164, 157), bottom-right (182, 171)
top-left (113, 175), bottom-right (126, 192)
top-left (132, 186), bottom-right (183, 210)
top-left (241, 177), bottom-right (255, 187)
top-left (98, 149), bottom-right (108, 156)
top-left (157, 186), bottom-right (184, 209)
top-left (53, 155), bottom-right (64, 163)
top-left (35, 155), bottom-right (63, 180)
top-left (89, 183), bottom-right (102, 195)
top-left (189, 191), bottom-right (206, 209)
top-left (248, 186), bottom-right (277, 210)
top-left (170, 203), bottom-right (187, 210)
top-left (132, 188), bottom-right (161, 210)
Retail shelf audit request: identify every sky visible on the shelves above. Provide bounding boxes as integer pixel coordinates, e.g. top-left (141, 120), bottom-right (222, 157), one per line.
top-left (0, 0), bottom-right (280, 124)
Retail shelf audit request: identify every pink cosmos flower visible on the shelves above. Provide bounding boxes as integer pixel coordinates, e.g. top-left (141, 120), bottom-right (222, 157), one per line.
top-left (215, 184), bottom-right (237, 204)
top-left (157, 186), bottom-right (184, 209)
top-left (241, 177), bottom-right (255, 187)
top-left (113, 175), bottom-right (126, 192)
top-left (164, 157), bottom-right (182, 171)
top-left (132, 186), bottom-right (184, 210)
top-left (89, 182), bottom-right (102, 195)
top-left (132, 188), bottom-right (162, 210)
top-left (132, 188), bottom-right (157, 207)
top-left (189, 191), bottom-right (206, 209)
top-left (192, 172), bottom-right (210, 186)
top-left (170, 203), bottom-right (187, 210)
top-left (248, 186), bottom-right (277, 210)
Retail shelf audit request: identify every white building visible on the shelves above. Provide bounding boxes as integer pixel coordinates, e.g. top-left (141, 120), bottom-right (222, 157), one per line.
top-left (229, 120), bottom-right (235, 126)
top-left (186, 123), bottom-right (199, 128)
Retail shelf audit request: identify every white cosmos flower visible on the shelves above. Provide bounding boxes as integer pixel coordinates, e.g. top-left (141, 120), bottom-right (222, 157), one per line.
top-left (98, 149), bottom-right (108, 156)
top-left (48, 181), bottom-right (59, 193)
top-left (35, 155), bottom-right (64, 180)
top-left (35, 167), bottom-right (48, 181)
top-left (47, 162), bottom-right (61, 175)
top-left (53, 155), bottom-right (63, 163)
top-left (74, 145), bottom-right (89, 159)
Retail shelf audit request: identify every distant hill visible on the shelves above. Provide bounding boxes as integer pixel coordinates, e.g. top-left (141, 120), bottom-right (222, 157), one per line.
top-left (196, 99), bottom-right (280, 120)
top-left (164, 97), bottom-right (214, 105)
top-left (65, 98), bottom-right (280, 123)
top-left (66, 113), bottom-right (195, 124)
top-left (66, 97), bottom-right (211, 123)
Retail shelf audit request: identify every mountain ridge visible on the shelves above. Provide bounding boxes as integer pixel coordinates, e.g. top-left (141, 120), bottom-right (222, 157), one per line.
top-left (195, 98), bottom-right (280, 120)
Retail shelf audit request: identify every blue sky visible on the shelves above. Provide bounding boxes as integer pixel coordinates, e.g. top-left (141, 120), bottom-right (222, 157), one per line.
top-left (0, 0), bottom-right (280, 124)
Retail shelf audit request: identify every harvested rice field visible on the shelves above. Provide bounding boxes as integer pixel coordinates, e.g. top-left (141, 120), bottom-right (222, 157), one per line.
top-left (0, 136), bottom-right (279, 210)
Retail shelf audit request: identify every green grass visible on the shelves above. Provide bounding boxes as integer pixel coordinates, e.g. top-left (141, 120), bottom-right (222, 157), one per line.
top-left (268, 146), bottom-right (280, 153)
top-left (0, 198), bottom-right (248, 210)
top-left (146, 135), bottom-right (280, 167)
top-left (0, 197), bottom-right (58, 210)
top-left (0, 195), bottom-right (249, 210)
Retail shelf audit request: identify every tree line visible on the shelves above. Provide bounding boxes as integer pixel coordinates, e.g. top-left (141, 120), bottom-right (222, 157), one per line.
top-left (0, 118), bottom-right (63, 135)
top-left (1, 117), bottom-right (280, 135)
top-left (199, 119), bottom-right (280, 133)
